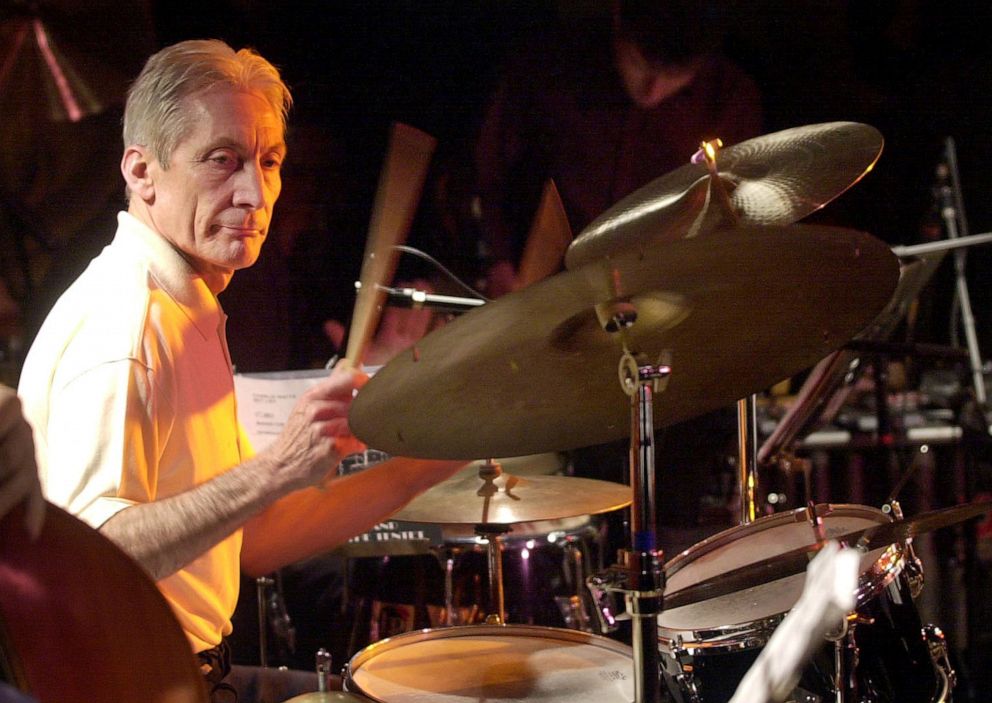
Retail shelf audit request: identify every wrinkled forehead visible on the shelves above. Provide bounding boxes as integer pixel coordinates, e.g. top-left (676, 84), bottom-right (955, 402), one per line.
top-left (181, 86), bottom-right (286, 150)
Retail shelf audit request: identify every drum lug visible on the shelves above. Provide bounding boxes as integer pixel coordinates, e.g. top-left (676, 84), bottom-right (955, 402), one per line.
top-left (923, 624), bottom-right (957, 694)
top-left (586, 564), bottom-right (629, 633)
top-left (669, 640), bottom-right (702, 703)
top-left (904, 547), bottom-right (926, 599)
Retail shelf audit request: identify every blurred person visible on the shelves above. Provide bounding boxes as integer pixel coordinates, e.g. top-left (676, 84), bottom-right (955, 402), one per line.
top-left (476, 0), bottom-right (763, 295)
top-left (474, 0), bottom-right (764, 556)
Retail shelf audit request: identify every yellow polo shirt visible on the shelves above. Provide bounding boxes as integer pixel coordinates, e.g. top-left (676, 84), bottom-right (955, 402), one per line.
top-left (19, 211), bottom-right (245, 653)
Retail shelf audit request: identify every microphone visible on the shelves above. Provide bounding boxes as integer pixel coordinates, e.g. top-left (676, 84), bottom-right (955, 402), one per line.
top-left (354, 281), bottom-right (486, 314)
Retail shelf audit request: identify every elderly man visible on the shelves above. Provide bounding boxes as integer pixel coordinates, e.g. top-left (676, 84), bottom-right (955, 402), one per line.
top-left (17, 39), bottom-right (463, 701)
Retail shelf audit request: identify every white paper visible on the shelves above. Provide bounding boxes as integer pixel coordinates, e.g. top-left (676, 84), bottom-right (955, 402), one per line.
top-left (234, 369), bottom-right (330, 452)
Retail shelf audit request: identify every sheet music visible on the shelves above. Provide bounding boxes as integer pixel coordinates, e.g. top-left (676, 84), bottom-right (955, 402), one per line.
top-left (233, 369), bottom-right (442, 554)
top-left (234, 368), bottom-right (329, 452)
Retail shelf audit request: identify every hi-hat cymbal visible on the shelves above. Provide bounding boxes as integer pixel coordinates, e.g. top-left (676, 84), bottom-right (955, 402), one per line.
top-left (350, 224), bottom-right (899, 460)
top-left (392, 464), bottom-right (631, 524)
top-left (664, 499), bottom-right (992, 611)
top-left (565, 122), bottom-right (883, 269)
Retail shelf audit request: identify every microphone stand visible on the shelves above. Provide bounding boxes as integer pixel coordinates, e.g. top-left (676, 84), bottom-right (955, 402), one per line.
top-left (938, 137), bottom-right (987, 407)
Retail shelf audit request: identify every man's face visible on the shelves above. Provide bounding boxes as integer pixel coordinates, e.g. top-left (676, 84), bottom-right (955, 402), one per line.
top-left (146, 86), bottom-right (285, 286)
top-left (614, 38), bottom-right (702, 109)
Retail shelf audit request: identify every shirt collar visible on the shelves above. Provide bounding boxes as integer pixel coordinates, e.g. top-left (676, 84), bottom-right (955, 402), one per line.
top-left (114, 211), bottom-right (226, 341)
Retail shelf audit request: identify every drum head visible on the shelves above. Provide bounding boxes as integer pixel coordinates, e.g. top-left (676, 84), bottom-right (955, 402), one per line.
top-left (346, 625), bottom-right (633, 703)
top-left (660, 504), bottom-right (896, 636)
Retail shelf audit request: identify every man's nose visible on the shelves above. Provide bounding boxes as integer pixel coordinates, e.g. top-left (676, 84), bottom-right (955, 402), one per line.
top-left (234, 163), bottom-right (266, 209)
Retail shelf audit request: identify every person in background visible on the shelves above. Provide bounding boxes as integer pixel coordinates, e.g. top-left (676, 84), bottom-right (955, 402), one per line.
top-left (474, 0), bottom-right (763, 555)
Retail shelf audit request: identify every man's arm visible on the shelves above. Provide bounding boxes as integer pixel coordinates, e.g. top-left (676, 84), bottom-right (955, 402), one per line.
top-left (239, 456), bottom-right (466, 577)
top-left (100, 366), bottom-right (364, 581)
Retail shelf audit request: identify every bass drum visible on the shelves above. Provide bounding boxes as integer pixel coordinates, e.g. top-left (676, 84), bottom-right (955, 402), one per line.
top-left (345, 624), bottom-right (633, 703)
top-left (657, 504), bottom-right (953, 703)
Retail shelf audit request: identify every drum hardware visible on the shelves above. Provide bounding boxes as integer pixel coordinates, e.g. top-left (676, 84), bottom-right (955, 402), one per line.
top-left (475, 518), bottom-right (511, 624)
top-left (282, 649), bottom-right (375, 702)
top-left (696, 136), bottom-right (764, 529)
top-left (923, 625), bottom-right (957, 694)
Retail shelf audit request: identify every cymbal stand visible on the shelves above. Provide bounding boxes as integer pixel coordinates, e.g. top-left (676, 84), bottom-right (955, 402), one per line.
top-left (588, 352), bottom-right (669, 703)
top-left (738, 395), bottom-right (760, 523)
top-left (698, 138), bottom-right (762, 524)
top-left (476, 522), bottom-right (511, 624)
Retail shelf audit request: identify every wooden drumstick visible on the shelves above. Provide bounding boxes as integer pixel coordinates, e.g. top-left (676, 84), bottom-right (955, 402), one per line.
top-left (342, 122), bottom-right (437, 369)
top-left (514, 179), bottom-right (572, 290)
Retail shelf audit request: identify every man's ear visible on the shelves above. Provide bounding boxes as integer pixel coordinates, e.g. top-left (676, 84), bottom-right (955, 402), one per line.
top-left (121, 146), bottom-right (155, 201)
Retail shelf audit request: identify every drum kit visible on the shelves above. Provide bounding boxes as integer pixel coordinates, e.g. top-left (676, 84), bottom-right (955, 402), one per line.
top-left (294, 122), bottom-right (992, 703)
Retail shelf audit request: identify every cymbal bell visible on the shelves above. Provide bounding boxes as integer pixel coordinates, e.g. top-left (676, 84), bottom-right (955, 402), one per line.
top-left (350, 224), bottom-right (899, 459)
top-left (565, 122), bottom-right (884, 269)
top-left (392, 462), bottom-right (631, 524)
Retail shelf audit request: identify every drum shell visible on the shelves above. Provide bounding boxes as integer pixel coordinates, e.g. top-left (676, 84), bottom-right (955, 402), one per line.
top-left (657, 504), bottom-right (947, 703)
top-left (349, 515), bottom-right (600, 646)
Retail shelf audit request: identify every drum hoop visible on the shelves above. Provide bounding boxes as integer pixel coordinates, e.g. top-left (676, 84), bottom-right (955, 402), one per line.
top-left (346, 623), bottom-right (633, 676)
top-left (659, 612), bottom-right (785, 655)
top-left (664, 504), bottom-right (892, 578)
top-left (659, 505), bottom-right (910, 651)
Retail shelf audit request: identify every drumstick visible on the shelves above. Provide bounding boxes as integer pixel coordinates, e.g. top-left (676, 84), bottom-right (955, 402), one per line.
top-left (514, 179), bottom-right (572, 290)
top-left (343, 122), bottom-right (437, 368)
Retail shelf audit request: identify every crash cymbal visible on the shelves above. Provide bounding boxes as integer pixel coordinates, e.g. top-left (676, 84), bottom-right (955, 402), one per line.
top-left (664, 499), bottom-right (992, 611)
top-left (350, 224), bottom-right (898, 460)
top-left (565, 122), bottom-right (883, 269)
top-left (392, 463), bottom-right (631, 524)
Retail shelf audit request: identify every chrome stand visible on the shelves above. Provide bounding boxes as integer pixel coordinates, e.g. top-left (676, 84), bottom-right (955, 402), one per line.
top-left (737, 394), bottom-right (760, 524)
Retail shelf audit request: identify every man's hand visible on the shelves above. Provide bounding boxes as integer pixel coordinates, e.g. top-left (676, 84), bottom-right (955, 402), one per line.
top-left (0, 385), bottom-right (44, 538)
top-left (259, 365), bottom-right (367, 492)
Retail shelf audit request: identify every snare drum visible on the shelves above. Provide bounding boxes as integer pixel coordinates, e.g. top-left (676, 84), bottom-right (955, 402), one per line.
top-left (345, 625), bottom-right (634, 703)
top-left (658, 504), bottom-right (951, 703)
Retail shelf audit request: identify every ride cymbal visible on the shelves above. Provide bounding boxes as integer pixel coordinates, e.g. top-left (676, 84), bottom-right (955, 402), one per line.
top-left (350, 224), bottom-right (899, 459)
top-left (565, 122), bottom-right (883, 269)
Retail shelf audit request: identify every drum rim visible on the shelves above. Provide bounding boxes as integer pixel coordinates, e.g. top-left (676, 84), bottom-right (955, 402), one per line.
top-left (664, 503), bottom-right (890, 580)
top-left (658, 504), bottom-right (909, 652)
top-left (345, 623), bottom-right (633, 685)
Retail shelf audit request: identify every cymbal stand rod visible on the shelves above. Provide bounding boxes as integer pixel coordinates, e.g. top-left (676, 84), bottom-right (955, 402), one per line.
top-left (622, 355), bottom-right (667, 703)
top-left (477, 523), bottom-right (510, 624)
top-left (737, 395), bottom-right (760, 523)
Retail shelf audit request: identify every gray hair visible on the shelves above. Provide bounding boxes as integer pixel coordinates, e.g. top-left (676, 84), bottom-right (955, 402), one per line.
top-left (123, 39), bottom-right (292, 169)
